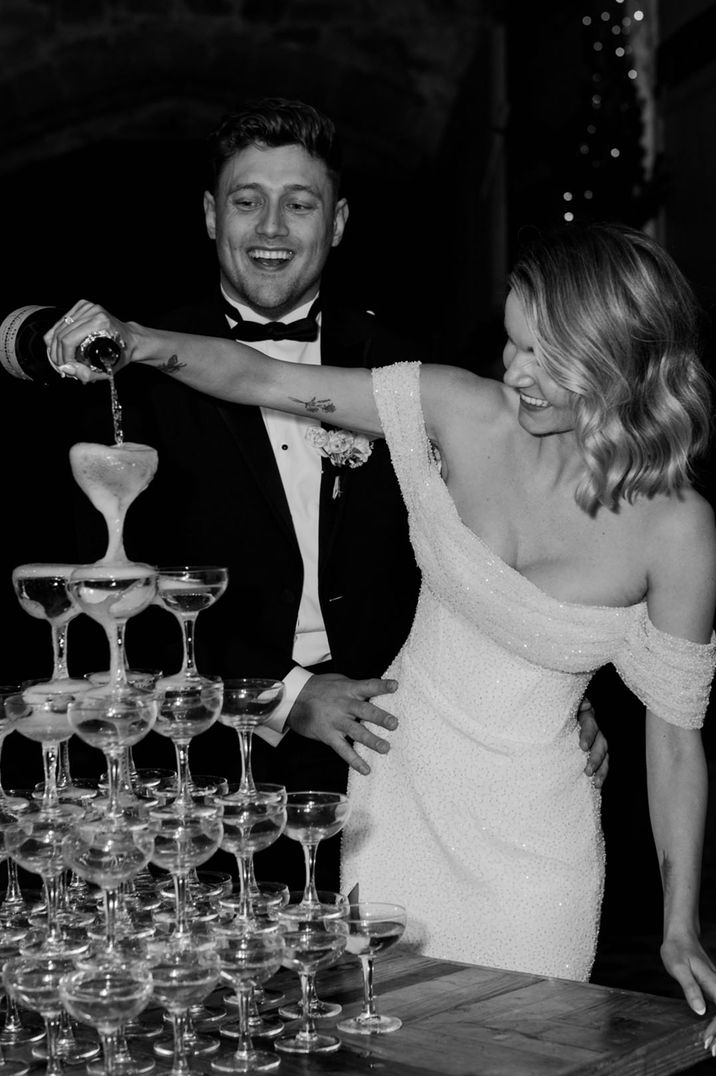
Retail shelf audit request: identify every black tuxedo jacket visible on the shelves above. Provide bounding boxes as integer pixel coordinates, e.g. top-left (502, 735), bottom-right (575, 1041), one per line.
top-left (99, 295), bottom-right (424, 688)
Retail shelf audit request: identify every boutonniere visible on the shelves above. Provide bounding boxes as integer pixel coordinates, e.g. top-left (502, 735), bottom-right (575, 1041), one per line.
top-left (305, 426), bottom-right (374, 499)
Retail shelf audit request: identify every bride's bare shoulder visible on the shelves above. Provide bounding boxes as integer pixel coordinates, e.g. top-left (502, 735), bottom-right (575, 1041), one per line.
top-left (419, 363), bottom-right (511, 438)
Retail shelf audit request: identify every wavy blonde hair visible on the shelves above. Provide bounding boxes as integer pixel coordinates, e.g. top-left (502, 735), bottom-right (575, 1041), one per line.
top-left (508, 223), bottom-right (713, 514)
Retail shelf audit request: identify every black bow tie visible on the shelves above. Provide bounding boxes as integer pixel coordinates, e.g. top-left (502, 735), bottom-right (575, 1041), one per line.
top-left (223, 298), bottom-right (320, 342)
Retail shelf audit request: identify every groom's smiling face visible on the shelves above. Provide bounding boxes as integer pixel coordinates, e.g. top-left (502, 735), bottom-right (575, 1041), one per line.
top-left (204, 143), bottom-right (349, 321)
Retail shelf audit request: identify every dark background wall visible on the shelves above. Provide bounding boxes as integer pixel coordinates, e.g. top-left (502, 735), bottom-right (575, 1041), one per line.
top-left (1, 0), bottom-right (715, 1003)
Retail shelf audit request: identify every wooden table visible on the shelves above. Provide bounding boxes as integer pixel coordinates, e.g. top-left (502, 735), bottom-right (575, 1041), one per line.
top-left (263, 947), bottom-right (709, 1076)
top-left (6, 948), bottom-right (710, 1075)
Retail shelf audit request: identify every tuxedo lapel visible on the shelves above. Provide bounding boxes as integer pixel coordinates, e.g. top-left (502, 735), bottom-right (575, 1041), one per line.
top-left (316, 306), bottom-right (375, 569)
top-left (189, 300), bottom-right (297, 544)
top-left (215, 401), bottom-right (296, 542)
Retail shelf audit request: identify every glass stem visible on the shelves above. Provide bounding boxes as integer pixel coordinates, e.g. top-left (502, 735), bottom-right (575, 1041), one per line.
top-left (236, 855), bottom-right (252, 919)
top-left (122, 748), bottom-right (138, 794)
top-left (41, 743), bottom-right (60, 812)
top-left (181, 616), bottom-right (199, 676)
top-left (297, 972), bottom-right (318, 1044)
top-left (360, 955), bottom-right (378, 1018)
top-left (233, 984), bottom-right (253, 1059)
top-left (3, 994), bottom-right (25, 1035)
top-left (170, 1010), bottom-right (191, 1076)
top-left (108, 621), bottom-right (128, 689)
top-left (58, 740), bottom-right (72, 790)
top-left (106, 753), bottom-right (122, 816)
top-left (237, 730), bottom-right (256, 795)
top-left (302, 841), bottom-right (319, 904)
top-left (247, 857), bottom-right (260, 900)
top-left (51, 621), bottom-right (71, 681)
top-left (173, 873), bottom-right (190, 938)
top-left (4, 857), bottom-right (23, 906)
top-left (44, 1014), bottom-right (63, 1076)
top-left (44, 874), bottom-right (62, 947)
top-left (100, 1029), bottom-right (117, 1076)
top-left (0, 734), bottom-right (8, 796)
top-left (173, 742), bottom-right (192, 807)
top-left (104, 887), bottom-right (118, 952)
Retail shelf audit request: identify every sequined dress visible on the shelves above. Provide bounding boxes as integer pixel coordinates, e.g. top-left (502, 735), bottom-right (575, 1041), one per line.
top-left (340, 361), bottom-right (716, 980)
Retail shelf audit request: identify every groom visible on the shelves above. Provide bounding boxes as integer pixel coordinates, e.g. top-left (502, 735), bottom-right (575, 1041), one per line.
top-left (74, 97), bottom-right (608, 889)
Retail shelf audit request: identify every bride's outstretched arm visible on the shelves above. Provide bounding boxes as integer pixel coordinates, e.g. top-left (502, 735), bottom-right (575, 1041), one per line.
top-left (45, 300), bottom-right (493, 449)
top-left (45, 299), bottom-right (383, 437)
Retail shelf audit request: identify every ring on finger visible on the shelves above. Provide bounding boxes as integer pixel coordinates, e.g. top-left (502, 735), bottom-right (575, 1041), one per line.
top-left (63, 315), bottom-right (74, 325)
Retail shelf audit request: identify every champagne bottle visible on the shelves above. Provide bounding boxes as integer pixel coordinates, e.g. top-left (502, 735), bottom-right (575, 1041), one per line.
top-left (0, 305), bottom-right (123, 385)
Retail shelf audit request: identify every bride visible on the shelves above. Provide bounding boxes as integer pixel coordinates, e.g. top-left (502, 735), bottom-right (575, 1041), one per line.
top-left (47, 222), bottom-right (716, 1011)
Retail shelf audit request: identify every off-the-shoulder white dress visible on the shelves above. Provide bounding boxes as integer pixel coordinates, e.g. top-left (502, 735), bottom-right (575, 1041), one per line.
top-left (341, 362), bottom-right (716, 980)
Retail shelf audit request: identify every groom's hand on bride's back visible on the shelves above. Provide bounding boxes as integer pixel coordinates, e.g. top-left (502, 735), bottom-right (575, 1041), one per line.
top-left (287, 673), bottom-right (399, 776)
top-left (578, 696), bottom-right (609, 787)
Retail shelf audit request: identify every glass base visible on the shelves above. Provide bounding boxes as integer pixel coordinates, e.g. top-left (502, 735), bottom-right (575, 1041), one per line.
top-left (87, 1042), bottom-right (156, 1075)
top-left (74, 936), bottom-right (149, 971)
top-left (0, 901), bottom-right (41, 928)
top-left (163, 1006), bottom-right (226, 1033)
top-left (153, 903), bottom-right (220, 931)
top-left (33, 1030), bottom-right (101, 1063)
top-left (337, 1012), bottom-right (402, 1034)
top-left (122, 1015), bottom-right (164, 1041)
top-left (154, 1032), bottom-right (219, 1059)
top-left (19, 925), bottom-right (89, 959)
top-left (158, 873), bottom-right (232, 903)
top-left (224, 987), bottom-right (285, 1013)
top-left (0, 1060), bottom-right (30, 1075)
top-left (275, 1029), bottom-right (341, 1054)
top-left (221, 1015), bottom-right (283, 1041)
top-left (278, 997), bottom-right (341, 1020)
top-left (0, 793), bottom-right (32, 814)
top-left (0, 1012), bottom-right (45, 1047)
top-left (210, 1046), bottom-right (280, 1073)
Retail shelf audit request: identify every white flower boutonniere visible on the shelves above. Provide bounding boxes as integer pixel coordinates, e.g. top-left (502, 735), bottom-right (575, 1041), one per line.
top-left (305, 426), bottom-right (374, 498)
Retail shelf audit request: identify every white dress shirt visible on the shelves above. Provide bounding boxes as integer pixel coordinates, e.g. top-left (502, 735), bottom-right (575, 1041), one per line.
top-left (222, 290), bottom-right (331, 742)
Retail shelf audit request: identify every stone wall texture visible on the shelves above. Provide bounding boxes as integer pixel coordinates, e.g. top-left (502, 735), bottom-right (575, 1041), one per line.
top-left (0, 0), bottom-right (493, 176)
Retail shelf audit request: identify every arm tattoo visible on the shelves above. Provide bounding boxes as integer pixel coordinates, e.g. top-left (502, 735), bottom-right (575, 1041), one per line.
top-left (289, 395), bottom-right (336, 415)
top-left (150, 354), bottom-right (186, 374)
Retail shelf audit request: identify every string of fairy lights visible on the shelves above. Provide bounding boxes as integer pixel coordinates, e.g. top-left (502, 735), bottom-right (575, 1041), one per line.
top-left (560, 0), bottom-right (656, 226)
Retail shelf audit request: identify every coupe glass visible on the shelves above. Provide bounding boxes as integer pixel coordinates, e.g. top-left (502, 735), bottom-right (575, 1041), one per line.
top-left (11, 564), bottom-right (86, 692)
top-left (153, 566), bottom-right (228, 685)
top-left (68, 562), bottom-right (157, 697)
top-left (4, 954), bottom-right (76, 1076)
top-left (336, 902), bottom-right (407, 1034)
top-left (5, 688), bottom-right (84, 818)
top-left (63, 816), bottom-right (155, 968)
top-left (69, 441), bottom-right (158, 567)
top-left (148, 804), bottom-right (223, 942)
top-left (146, 939), bottom-right (221, 1076)
top-left (10, 562), bottom-right (90, 805)
top-left (219, 681), bottom-right (284, 799)
top-left (217, 788), bottom-right (287, 921)
top-left (59, 965), bottom-right (154, 1076)
top-left (275, 904), bottom-right (348, 1056)
top-left (212, 921), bottom-right (284, 1073)
top-left (153, 679), bottom-right (223, 810)
top-left (284, 791), bottom-right (350, 910)
top-left (221, 882), bottom-right (289, 1020)
top-left (0, 936), bottom-right (44, 1054)
top-left (5, 808), bottom-right (88, 959)
top-left (0, 687), bottom-right (29, 816)
top-left (68, 692), bottom-right (157, 820)
top-left (0, 814), bottom-right (30, 952)
top-left (276, 891), bottom-right (348, 1022)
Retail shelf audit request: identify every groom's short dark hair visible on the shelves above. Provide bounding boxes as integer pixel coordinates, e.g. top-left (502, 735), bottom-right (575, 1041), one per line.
top-left (207, 97), bottom-right (343, 196)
